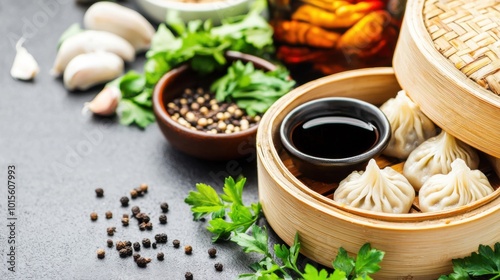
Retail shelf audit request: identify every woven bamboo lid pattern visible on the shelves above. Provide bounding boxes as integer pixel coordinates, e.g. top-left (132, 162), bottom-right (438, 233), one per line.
top-left (423, 0), bottom-right (500, 94)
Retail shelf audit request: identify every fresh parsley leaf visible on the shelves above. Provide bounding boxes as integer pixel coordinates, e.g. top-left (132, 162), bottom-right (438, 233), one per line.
top-left (354, 243), bottom-right (384, 278)
top-left (440, 243), bottom-right (500, 279)
top-left (231, 224), bottom-right (269, 255)
top-left (117, 99), bottom-right (155, 128)
top-left (220, 176), bottom-right (245, 205)
top-left (184, 183), bottom-right (225, 220)
top-left (333, 247), bottom-right (355, 277)
top-left (118, 71), bottom-right (146, 98)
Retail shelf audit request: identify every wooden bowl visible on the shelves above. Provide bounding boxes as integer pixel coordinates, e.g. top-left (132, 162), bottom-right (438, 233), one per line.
top-left (257, 67), bottom-right (500, 279)
top-left (393, 0), bottom-right (500, 158)
top-left (153, 51), bottom-right (276, 161)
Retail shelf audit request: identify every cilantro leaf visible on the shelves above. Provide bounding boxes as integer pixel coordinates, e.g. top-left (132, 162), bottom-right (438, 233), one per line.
top-left (184, 183), bottom-right (225, 220)
top-left (220, 176), bottom-right (245, 205)
top-left (440, 243), bottom-right (500, 279)
top-left (333, 247), bottom-right (355, 277)
top-left (117, 99), bottom-right (155, 129)
top-left (231, 224), bottom-right (269, 255)
top-left (354, 243), bottom-right (384, 278)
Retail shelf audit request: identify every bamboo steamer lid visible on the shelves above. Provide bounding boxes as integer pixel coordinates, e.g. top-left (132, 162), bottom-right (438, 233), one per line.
top-left (257, 68), bottom-right (500, 279)
top-left (393, 0), bottom-right (500, 158)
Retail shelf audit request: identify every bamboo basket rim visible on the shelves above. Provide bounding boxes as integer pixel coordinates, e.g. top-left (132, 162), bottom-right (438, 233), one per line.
top-left (258, 67), bottom-right (500, 229)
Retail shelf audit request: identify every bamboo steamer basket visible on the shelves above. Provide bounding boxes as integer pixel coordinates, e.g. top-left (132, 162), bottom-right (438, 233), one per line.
top-left (256, 67), bottom-right (500, 279)
top-left (393, 0), bottom-right (500, 158)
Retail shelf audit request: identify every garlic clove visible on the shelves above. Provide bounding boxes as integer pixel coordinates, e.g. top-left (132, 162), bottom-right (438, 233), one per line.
top-left (84, 86), bottom-right (121, 116)
top-left (10, 38), bottom-right (40, 81)
top-left (52, 30), bottom-right (135, 77)
top-left (63, 51), bottom-right (124, 91)
top-left (83, 2), bottom-right (155, 52)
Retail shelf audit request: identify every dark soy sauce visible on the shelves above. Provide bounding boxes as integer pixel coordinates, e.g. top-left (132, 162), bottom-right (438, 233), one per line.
top-left (291, 116), bottom-right (378, 159)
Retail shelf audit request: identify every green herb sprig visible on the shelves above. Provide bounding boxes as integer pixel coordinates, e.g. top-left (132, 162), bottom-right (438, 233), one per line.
top-left (439, 243), bottom-right (500, 280)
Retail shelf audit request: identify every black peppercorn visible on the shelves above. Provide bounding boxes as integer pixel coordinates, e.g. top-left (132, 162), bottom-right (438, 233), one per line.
top-left (119, 248), bottom-right (128, 258)
top-left (184, 245), bottom-right (193, 255)
top-left (139, 222), bottom-right (147, 231)
top-left (214, 263), bottom-right (223, 272)
top-left (96, 248), bottom-right (105, 259)
top-left (105, 211), bottom-right (113, 219)
top-left (155, 233), bottom-right (168, 244)
top-left (131, 206), bottom-right (140, 217)
top-left (90, 212), bottom-right (98, 221)
top-left (123, 214), bottom-right (129, 219)
top-left (134, 187), bottom-right (144, 197)
top-left (120, 196), bottom-right (129, 207)
top-left (136, 257), bottom-right (148, 268)
top-left (122, 217), bottom-right (129, 226)
top-left (126, 246), bottom-right (133, 256)
top-left (142, 238), bottom-right (151, 248)
top-left (130, 189), bottom-right (138, 199)
top-left (107, 227), bottom-right (116, 236)
top-left (152, 242), bottom-right (157, 249)
top-left (139, 183), bottom-right (148, 193)
top-left (142, 214), bottom-right (150, 223)
top-left (160, 202), bottom-right (169, 213)
top-left (133, 253), bottom-right (141, 262)
top-left (125, 241), bottom-right (132, 247)
top-left (159, 214), bottom-right (167, 224)
top-left (157, 252), bottom-right (164, 261)
top-left (107, 239), bottom-right (113, 248)
top-left (133, 242), bottom-right (140, 251)
top-left (95, 188), bottom-right (104, 197)
top-left (135, 212), bottom-right (145, 222)
top-left (116, 241), bottom-right (126, 251)
top-left (185, 272), bottom-right (193, 280)
top-left (145, 222), bottom-right (153, 230)
top-left (172, 239), bottom-right (180, 248)
top-left (208, 248), bottom-right (217, 258)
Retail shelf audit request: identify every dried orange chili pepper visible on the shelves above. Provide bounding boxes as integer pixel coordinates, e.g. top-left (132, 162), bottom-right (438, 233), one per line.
top-left (272, 20), bottom-right (341, 48)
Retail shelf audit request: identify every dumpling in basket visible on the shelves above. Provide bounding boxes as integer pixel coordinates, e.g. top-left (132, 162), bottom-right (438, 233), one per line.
top-left (403, 130), bottom-right (479, 191)
top-left (380, 90), bottom-right (436, 159)
top-left (333, 159), bottom-right (415, 214)
top-left (419, 159), bottom-right (494, 213)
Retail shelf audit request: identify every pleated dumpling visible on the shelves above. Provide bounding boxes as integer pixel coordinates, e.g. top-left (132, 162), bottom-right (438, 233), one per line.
top-left (419, 159), bottom-right (494, 213)
top-left (333, 159), bottom-right (415, 214)
top-left (380, 90), bottom-right (436, 159)
top-left (403, 130), bottom-right (479, 191)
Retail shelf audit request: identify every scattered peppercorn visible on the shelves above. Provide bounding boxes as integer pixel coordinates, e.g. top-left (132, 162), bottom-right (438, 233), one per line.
top-left (120, 196), bottom-right (129, 207)
top-left (160, 202), bottom-right (169, 213)
top-left (122, 214), bottom-right (129, 219)
top-left (119, 248), bottom-right (128, 258)
top-left (155, 233), bottom-right (168, 244)
top-left (145, 222), bottom-right (153, 230)
top-left (134, 187), bottom-right (144, 197)
top-left (172, 239), bottom-right (180, 248)
top-left (139, 183), bottom-right (148, 193)
top-left (214, 262), bottom-right (223, 272)
top-left (95, 188), bottom-right (104, 197)
top-left (142, 238), bottom-right (151, 248)
top-left (125, 241), bottom-right (132, 247)
top-left (105, 211), bottom-right (113, 219)
top-left (90, 212), bottom-right (98, 221)
top-left (116, 241), bottom-right (126, 251)
top-left (133, 253), bottom-right (141, 262)
top-left (133, 242), bottom-right (140, 251)
top-left (139, 222), bottom-right (147, 231)
top-left (131, 206), bottom-right (140, 217)
top-left (130, 189), bottom-right (138, 199)
top-left (159, 214), bottom-right (167, 224)
top-left (157, 252), bottom-right (164, 261)
top-left (96, 248), bottom-right (105, 259)
top-left (106, 227), bottom-right (116, 236)
top-left (135, 212), bottom-right (145, 222)
top-left (121, 217), bottom-right (129, 226)
top-left (208, 248), bottom-right (217, 258)
top-left (142, 214), bottom-right (150, 223)
top-left (184, 245), bottom-right (193, 255)
top-left (126, 246), bottom-right (133, 256)
top-left (136, 257), bottom-right (149, 268)
top-left (185, 272), bottom-right (193, 280)
top-left (107, 239), bottom-right (113, 248)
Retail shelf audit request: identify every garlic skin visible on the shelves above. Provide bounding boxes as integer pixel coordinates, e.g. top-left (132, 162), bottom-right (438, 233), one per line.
top-left (52, 30), bottom-right (135, 77)
top-left (64, 51), bottom-right (124, 91)
top-left (84, 86), bottom-right (121, 116)
top-left (11, 39), bottom-right (40, 81)
top-left (83, 2), bottom-right (155, 52)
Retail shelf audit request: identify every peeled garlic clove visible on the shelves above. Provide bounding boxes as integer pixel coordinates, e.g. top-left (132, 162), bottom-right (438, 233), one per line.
top-left (11, 39), bottom-right (40, 80)
top-left (64, 51), bottom-right (124, 91)
top-left (84, 86), bottom-right (121, 116)
top-left (84, 2), bottom-right (155, 52)
top-left (52, 30), bottom-right (135, 77)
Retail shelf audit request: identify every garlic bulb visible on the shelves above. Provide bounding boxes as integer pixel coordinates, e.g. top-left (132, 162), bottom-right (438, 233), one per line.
top-left (63, 51), bottom-right (124, 91)
top-left (83, 2), bottom-right (155, 52)
top-left (10, 38), bottom-right (40, 81)
top-left (52, 30), bottom-right (135, 77)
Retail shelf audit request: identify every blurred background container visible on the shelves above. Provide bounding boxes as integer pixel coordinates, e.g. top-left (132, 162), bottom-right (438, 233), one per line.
top-left (268, 0), bottom-right (406, 83)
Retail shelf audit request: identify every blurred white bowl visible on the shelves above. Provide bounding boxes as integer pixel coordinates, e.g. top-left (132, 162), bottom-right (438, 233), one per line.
top-left (135, 0), bottom-right (253, 25)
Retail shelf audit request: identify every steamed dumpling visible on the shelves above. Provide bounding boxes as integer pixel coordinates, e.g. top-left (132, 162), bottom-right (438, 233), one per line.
top-left (380, 90), bottom-right (436, 159)
top-left (403, 130), bottom-right (479, 191)
top-left (333, 159), bottom-right (415, 214)
top-left (418, 159), bottom-right (494, 213)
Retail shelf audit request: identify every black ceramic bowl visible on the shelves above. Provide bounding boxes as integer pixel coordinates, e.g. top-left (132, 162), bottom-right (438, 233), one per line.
top-left (280, 97), bottom-right (391, 182)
